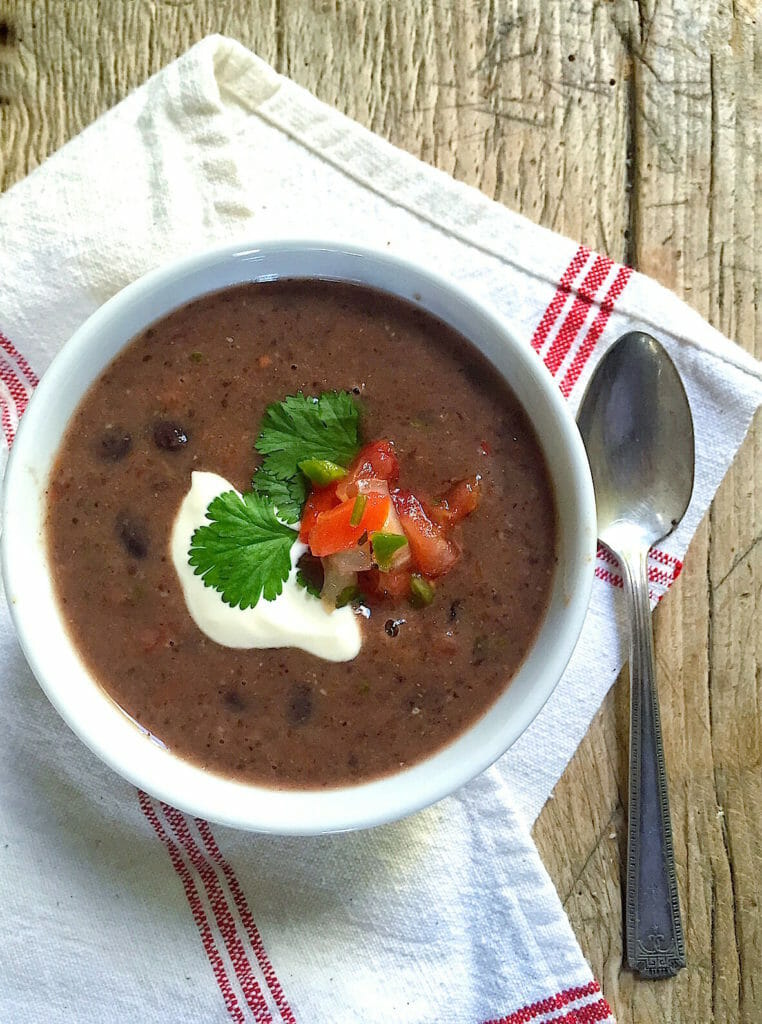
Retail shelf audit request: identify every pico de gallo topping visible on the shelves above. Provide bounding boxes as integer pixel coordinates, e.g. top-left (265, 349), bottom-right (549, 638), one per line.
top-left (298, 439), bottom-right (481, 609)
top-left (189, 391), bottom-right (482, 613)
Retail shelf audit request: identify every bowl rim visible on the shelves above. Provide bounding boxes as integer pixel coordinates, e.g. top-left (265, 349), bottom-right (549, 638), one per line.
top-left (1, 237), bottom-right (596, 834)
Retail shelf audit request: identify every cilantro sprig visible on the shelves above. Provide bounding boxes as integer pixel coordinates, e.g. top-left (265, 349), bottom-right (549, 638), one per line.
top-left (296, 568), bottom-right (323, 599)
top-left (190, 391), bottom-right (362, 609)
top-left (250, 467), bottom-right (309, 526)
top-left (254, 391), bottom-right (361, 480)
top-left (189, 491), bottom-right (297, 610)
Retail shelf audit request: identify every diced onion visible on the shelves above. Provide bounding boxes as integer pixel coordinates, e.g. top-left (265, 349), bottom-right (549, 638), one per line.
top-left (355, 478), bottom-right (390, 497)
top-left (326, 543), bottom-right (373, 575)
top-left (321, 559), bottom-right (358, 610)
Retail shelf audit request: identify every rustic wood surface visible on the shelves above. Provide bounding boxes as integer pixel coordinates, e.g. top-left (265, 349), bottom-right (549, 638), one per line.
top-left (0, 2), bottom-right (759, 1021)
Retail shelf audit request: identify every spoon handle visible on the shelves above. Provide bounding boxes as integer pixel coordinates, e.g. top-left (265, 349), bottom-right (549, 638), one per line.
top-left (620, 544), bottom-right (685, 978)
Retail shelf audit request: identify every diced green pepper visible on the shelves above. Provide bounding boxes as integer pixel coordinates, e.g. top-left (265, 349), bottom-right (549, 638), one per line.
top-left (335, 584), bottom-right (361, 608)
top-left (370, 531), bottom-right (408, 571)
top-left (410, 574), bottom-right (435, 607)
top-left (298, 458), bottom-right (348, 486)
top-left (349, 493), bottom-right (367, 527)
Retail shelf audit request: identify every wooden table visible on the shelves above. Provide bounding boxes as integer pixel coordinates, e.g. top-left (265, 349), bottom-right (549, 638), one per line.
top-left (1, 2), bottom-right (759, 1021)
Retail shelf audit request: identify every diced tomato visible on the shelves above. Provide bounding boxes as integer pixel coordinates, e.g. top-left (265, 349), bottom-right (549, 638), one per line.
top-left (308, 493), bottom-right (390, 557)
top-left (391, 489), bottom-right (461, 578)
top-left (337, 439), bottom-right (399, 500)
top-left (299, 483), bottom-right (340, 543)
top-left (426, 474), bottom-right (482, 528)
top-left (362, 568), bottom-right (413, 602)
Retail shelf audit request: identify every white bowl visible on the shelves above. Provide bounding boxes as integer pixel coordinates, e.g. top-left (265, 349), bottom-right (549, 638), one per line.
top-left (1, 240), bottom-right (595, 835)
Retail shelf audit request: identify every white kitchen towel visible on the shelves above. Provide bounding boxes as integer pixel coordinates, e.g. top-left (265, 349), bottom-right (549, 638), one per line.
top-left (1, 36), bottom-right (761, 1024)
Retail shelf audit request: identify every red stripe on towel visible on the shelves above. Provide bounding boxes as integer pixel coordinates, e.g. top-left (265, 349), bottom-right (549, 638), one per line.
top-left (595, 565), bottom-right (624, 589)
top-left (543, 998), bottom-right (613, 1024)
top-left (596, 544), bottom-right (684, 597)
top-left (137, 792), bottom-right (247, 1024)
top-left (596, 544), bottom-right (618, 568)
top-left (0, 358), bottom-right (31, 447)
top-left (0, 382), bottom-right (12, 447)
top-left (649, 565), bottom-right (678, 588)
top-left (0, 358), bottom-right (28, 407)
top-left (596, 563), bottom-right (677, 593)
top-left (484, 980), bottom-right (613, 1024)
top-left (531, 247), bottom-right (591, 353)
top-left (543, 256), bottom-right (614, 377)
top-left (161, 804), bottom-right (274, 1024)
top-left (0, 331), bottom-right (39, 387)
top-left (559, 266), bottom-right (632, 397)
top-left (649, 547), bottom-right (683, 572)
top-left (196, 818), bottom-right (297, 1024)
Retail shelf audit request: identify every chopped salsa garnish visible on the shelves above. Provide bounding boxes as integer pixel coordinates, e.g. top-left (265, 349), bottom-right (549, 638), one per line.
top-left (308, 492), bottom-right (389, 557)
top-left (192, 389), bottom-right (483, 612)
top-left (298, 458), bottom-right (348, 486)
top-left (390, 489), bottom-right (460, 578)
top-left (410, 574), bottom-right (436, 607)
top-left (370, 532), bottom-right (408, 572)
top-left (349, 494), bottom-right (367, 527)
top-left (336, 439), bottom-right (399, 500)
top-left (300, 422), bottom-right (481, 607)
top-left (298, 482), bottom-right (340, 543)
top-left (425, 475), bottom-right (482, 528)
top-left (364, 568), bottom-right (413, 601)
top-left (335, 584), bottom-right (362, 608)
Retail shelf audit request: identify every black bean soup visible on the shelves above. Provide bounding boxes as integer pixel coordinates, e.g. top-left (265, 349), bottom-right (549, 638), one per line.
top-left (46, 281), bottom-right (557, 788)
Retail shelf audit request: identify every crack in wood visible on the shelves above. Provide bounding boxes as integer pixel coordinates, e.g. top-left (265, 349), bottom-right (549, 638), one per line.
top-left (713, 532), bottom-right (762, 591)
top-left (561, 802), bottom-right (625, 907)
top-left (707, 504), bottom-right (744, 1007)
top-left (624, 30), bottom-right (639, 266)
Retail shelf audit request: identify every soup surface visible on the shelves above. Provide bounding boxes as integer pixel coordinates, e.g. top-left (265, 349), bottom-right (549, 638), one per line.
top-left (46, 280), bottom-right (557, 788)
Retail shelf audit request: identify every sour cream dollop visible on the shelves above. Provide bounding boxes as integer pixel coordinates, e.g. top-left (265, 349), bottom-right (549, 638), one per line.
top-left (170, 471), bottom-right (361, 662)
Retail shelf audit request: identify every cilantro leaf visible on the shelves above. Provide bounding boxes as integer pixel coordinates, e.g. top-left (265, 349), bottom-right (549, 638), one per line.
top-left (296, 569), bottom-right (322, 599)
top-left (255, 391), bottom-right (361, 480)
top-left (251, 467), bottom-right (309, 526)
top-left (294, 553), bottom-right (323, 599)
top-left (189, 491), bottom-right (297, 610)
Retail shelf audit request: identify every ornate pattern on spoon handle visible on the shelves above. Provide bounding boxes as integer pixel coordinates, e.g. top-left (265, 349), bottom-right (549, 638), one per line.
top-left (619, 543), bottom-right (686, 978)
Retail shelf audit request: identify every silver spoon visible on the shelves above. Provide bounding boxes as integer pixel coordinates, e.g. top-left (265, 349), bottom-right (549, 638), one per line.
top-left (577, 331), bottom-right (693, 978)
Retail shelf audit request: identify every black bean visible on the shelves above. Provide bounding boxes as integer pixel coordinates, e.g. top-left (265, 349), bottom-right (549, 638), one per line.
top-left (286, 683), bottom-right (313, 725)
top-left (153, 420), bottom-right (189, 451)
top-left (98, 427), bottom-right (132, 462)
top-left (449, 599), bottom-right (462, 622)
top-left (385, 618), bottom-right (405, 638)
top-left (116, 514), bottom-right (149, 559)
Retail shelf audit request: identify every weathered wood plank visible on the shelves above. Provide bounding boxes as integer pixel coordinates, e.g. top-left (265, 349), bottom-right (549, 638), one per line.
top-left (537, 2), bottom-right (761, 1022)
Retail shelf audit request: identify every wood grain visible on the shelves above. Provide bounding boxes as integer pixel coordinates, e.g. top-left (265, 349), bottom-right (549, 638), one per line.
top-left (0, 2), bottom-right (759, 1021)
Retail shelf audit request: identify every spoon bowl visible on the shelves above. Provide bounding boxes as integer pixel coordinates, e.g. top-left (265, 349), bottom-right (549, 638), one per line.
top-left (577, 331), bottom-right (694, 556)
